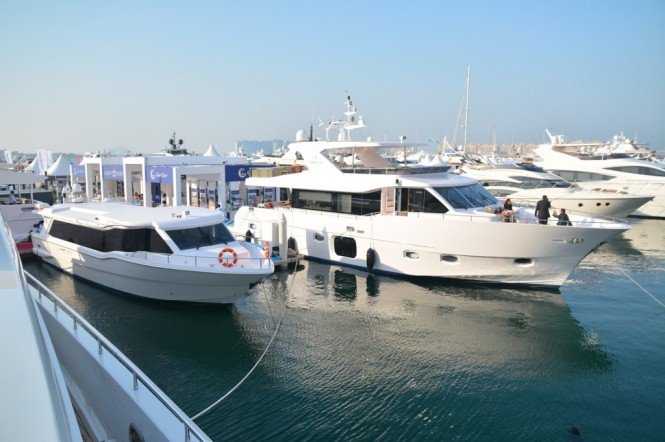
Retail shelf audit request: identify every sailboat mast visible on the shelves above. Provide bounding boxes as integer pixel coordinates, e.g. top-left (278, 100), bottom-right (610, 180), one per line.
top-left (463, 65), bottom-right (470, 153)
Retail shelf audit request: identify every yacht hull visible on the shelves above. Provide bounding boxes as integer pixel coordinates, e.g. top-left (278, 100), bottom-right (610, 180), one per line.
top-left (234, 207), bottom-right (628, 288)
top-left (32, 235), bottom-right (272, 303)
top-left (574, 181), bottom-right (665, 218)
top-left (499, 188), bottom-right (653, 218)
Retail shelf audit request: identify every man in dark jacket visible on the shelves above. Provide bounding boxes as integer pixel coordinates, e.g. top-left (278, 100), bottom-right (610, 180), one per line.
top-left (535, 195), bottom-right (551, 225)
top-left (553, 208), bottom-right (572, 226)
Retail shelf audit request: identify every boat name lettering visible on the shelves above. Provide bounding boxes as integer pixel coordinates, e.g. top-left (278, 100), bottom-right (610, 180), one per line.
top-left (567, 238), bottom-right (584, 244)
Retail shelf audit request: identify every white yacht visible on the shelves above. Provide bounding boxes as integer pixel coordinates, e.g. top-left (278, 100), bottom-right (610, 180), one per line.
top-left (0, 170), bottom-right (50, 254)
top-left (32, 202), bottom-right (273, 303)
top-left (0, 213), bottom-right (210, 441)
top-left (231, 97), bottom-right (630, 288)
top-left (458, 161), bottom-right (653, 218)
top-left (534, 130), bottom-right (665, 218)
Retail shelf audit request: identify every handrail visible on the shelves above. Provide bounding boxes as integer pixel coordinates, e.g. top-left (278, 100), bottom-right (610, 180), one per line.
top-left (126, 251), bottom-right (272, 269)
top-left (24, 271), bottom-right (211, 442)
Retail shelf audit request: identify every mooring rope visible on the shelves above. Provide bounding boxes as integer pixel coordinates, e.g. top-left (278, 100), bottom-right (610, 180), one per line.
top-left (191, 257), bottom-right (299, 422)
top-left (619, 268), bottom-right (665, 309)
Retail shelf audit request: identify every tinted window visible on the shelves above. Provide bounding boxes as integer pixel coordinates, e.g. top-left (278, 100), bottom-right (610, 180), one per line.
top-left (433, 184), bottom-right (498, 209)
top-left (333, 236), bottom-right (357, 258)
top-left (605, 166), bottom-right (665, 177)
top-left (166, 223), bottom-right (235, 250)
top-left (49, 220), bottom-right (171, 253)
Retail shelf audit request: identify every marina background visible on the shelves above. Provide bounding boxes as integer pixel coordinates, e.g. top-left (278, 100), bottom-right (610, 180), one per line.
top-left (24, 218), bottom-right (665, 441)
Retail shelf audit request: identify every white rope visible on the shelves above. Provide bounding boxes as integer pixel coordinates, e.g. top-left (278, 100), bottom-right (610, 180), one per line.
top-left (619, 268), bottom-right (665, 309)
top-left (191, 258), bottom-right (299, 421)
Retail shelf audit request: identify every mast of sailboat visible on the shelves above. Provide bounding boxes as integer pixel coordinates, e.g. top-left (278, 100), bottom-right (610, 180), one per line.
top-left (462, 65), bottom-right (470, 154)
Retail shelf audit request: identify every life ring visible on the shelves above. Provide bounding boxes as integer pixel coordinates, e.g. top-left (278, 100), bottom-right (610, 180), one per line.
top-left (290, 164), bottom-right (304, 173)
top-left (263, 241), bottom-right (270, 259)
top-left (218, 248), bottom-right (238, 267)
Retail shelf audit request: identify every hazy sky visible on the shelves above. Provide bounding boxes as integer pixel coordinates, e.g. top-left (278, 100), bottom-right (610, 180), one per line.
top-left (2, 0), bottom-right (664, 155)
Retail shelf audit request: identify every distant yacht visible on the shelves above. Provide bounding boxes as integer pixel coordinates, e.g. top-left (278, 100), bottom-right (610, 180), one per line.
top-left (534, 130), bottom-right (665, 219)
top-left (230, 97), bottom-right (630, 288)
top-left (458, 161), bottom-right (654, 218)
top-left (32, 203), bottom-right (273, 303)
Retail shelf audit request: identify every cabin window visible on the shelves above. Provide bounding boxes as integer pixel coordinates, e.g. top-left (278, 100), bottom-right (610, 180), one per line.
top-left (166, 223), bottom-right (236, 251)
top-left (292, 189), bottom-right (381, 215)
top-left (440, 255), bottom-right (458, 263)
top-left (432, 184), bottom-right (498, 209)
top-left (605, 166), bottom-right (665, 177)
top-left (333, 236), bottom-right (357, 258)
top-left (551, 170), bottom-right (612, 181)
top-left (49, 220), bottom-right (171, 253)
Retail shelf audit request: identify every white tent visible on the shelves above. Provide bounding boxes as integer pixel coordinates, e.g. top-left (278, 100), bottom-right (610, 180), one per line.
top-left (427, 155), bottom-right (449, 167)
top-left (203, 144), bottom-right (221, 157)
top-left (46, 154), bottom-right (78, 177)
top-left (27, 157), bottom-right (43, 174)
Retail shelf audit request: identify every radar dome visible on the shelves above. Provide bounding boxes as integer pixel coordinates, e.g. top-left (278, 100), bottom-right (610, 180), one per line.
top-left (295, 129), bottom-right (308, 142)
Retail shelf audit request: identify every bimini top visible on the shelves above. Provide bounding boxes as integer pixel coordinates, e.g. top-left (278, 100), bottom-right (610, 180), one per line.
top-left (42, 202), bottom-right (225, 230)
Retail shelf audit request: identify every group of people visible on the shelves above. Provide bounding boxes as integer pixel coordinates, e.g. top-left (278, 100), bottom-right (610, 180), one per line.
top-left (535, 195), bottom-right (571, 226)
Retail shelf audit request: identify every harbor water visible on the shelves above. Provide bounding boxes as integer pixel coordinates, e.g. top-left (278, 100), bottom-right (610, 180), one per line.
top-left (23, 219), bottom-right (665, 441)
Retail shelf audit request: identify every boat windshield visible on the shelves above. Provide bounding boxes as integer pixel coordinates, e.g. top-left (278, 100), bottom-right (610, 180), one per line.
top-left (432, 184), bottom-right (498, 209)
top-left (166, 223), bottom-right (236, 250)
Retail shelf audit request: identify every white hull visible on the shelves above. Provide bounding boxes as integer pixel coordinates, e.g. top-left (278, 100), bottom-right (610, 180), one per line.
top-left (31, 280), bottom-right (211, 441)
top-left (233, 207), bottom-right (627, 288)
top-left (32, 234), bottom-right (272, 303)
top-left (0, 201), bottom-right (46, 244)
top-left (574, 181), bottom-right (665, 218)
top-left (499, 187), bottom-right (653, 218)
top-left (2, 210), bottom-right (209, 441)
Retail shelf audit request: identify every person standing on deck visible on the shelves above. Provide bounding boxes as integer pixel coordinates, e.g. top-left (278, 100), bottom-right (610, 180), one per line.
top-left (553, 208), bottom-right (572, 226)
top-left (535, 195), bottom-right (551, 225)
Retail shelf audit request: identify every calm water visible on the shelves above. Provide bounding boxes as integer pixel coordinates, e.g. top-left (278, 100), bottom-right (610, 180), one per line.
top-left (23, 219), bottom-right (665, 441)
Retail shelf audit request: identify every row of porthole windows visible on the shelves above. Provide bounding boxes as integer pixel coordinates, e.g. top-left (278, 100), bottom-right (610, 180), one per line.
top-left (324, 233), bottom-right (533, 266)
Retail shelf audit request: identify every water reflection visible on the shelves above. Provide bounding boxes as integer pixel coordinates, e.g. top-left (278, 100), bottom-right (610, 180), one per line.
top-left (23, 251), bottom-right (627, 441)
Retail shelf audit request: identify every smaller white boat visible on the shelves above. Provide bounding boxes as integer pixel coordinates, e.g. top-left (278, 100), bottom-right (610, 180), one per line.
top-left (0, 170), bottom-right (50, 253)
top-left (32, 202), bottom-right (273, 303)
top-left (1, 213), bottom-right (211, 441)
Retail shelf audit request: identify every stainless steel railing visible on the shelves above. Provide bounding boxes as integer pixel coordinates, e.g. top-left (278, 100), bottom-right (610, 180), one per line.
top-left (25, 271), bottom-right (211, 442)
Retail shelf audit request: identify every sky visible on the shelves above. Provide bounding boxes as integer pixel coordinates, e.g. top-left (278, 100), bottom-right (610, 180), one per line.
top-left (1, 0), bottom-right (664, 155)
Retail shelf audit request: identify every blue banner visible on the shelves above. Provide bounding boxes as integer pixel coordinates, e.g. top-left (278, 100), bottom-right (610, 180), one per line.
top-left (225, 164), bottom-right (272, 182)
top-left (73, 165), bottom-right (85, 178)
top-left (102, 165), bottom-right (124, 180)
top-left (146, 166), bottom-right (173, 183)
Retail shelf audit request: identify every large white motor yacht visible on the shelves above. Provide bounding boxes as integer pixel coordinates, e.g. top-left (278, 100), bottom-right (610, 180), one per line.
top-left (0, 213), bottom-right (210, 441)
top-left (458, 161), bottom-right (653, 218)
top-left (231, 97), bottom-right (630, 288)
top-left (32, 202), bottom-right (273, 303)
top-left (534, 130), bottom-right (665, 219)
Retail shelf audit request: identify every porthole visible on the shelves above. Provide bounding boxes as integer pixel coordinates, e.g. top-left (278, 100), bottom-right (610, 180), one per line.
top-left (596, 202), bottom-right (601, 206)
top-left (578, 203), bottom-right (583, 207)
top-left (404, 251), bottom-right (419, 260)
top-left (314, 233), bottom-right (324, 241)
top-left (514, 258), bottom-right (533, 265)
top-left (440, 255), bottom-right (458, 263)
top-left (605, 202), bottom-right (610, 206)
